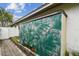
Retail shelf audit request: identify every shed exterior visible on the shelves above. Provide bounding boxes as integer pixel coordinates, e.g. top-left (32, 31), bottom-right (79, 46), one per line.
top-left (12, 4), bottom-right (79, 55)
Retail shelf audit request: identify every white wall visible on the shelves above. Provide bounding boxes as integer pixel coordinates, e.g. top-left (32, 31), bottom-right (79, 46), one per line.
top-left (8, 27), bottom-right (19, 37)
top-left (65, 4), bottom-right (79, 52)
top-left (0, 27), bottom-right (19, 40)
top-left (0, 27), bottom-right (9, 39)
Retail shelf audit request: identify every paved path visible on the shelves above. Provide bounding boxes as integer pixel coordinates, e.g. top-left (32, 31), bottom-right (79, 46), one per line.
top-left (0, 39), bottom-right (26, 56)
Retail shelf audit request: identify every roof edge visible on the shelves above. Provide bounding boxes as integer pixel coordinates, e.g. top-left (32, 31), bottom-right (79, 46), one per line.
top-left (11, 3), bottom-right (55, 25)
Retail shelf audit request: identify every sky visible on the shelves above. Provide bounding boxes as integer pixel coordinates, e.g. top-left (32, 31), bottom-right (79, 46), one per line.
top-left (0, 3), bottom-right (43, 22)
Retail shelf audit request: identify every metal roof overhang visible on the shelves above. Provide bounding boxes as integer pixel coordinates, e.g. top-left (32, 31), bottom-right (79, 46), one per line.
top-left (11, 3), bottom-right (61, 26)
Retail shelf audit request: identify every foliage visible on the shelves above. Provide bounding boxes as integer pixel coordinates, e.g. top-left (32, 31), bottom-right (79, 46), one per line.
top-left (72, 51), bottom-right (79, 56)
top-left (0, 8), bottom-right (13, 27)
top-left (11, 36), bottom-right (20, 44)
top-left (65, 50), bottom-right (69, 56)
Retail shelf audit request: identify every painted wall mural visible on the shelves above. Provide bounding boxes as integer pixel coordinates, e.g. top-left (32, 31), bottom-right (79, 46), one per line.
top-left (19, 13), bottom-right (62, 56)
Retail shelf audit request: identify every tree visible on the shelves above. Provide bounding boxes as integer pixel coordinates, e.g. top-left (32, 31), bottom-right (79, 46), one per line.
top-left (0, 8), bottom-right (13, 27)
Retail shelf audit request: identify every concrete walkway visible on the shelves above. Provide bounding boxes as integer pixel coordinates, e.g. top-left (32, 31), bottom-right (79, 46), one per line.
top-left (0, 39), bottom-right (26, 56)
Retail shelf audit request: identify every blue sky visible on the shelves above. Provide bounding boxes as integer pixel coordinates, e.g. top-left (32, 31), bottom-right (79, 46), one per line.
top-left (0, 3), bottom-right (43, 22)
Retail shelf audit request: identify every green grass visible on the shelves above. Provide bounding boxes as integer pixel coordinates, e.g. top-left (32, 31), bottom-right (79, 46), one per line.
top-left (72, 51), bottom-right (79, 56)
top-left (65, 50), bottom-right (69, 56)
top-left (11, 36), bottom-right (20, 44)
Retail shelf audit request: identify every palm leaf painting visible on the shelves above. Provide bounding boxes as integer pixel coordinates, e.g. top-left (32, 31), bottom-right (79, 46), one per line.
top-left (19, 13), bottom-right (62, 56)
